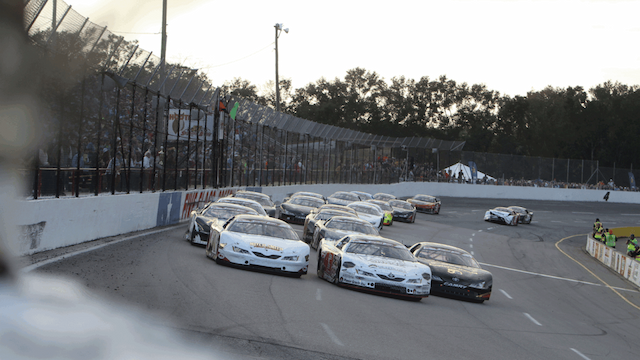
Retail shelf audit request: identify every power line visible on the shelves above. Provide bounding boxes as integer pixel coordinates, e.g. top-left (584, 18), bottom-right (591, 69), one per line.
top-left (205, 42), bottom-right (275, 69)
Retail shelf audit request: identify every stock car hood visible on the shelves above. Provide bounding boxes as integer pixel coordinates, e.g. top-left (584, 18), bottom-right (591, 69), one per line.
top-left (418, 260), bottom-right (492, 283)
top-left (410, 200), bottom-right (437, 206)
top-left (392, 208), bottom-right (413, 215)
top-left (485, 209), bottom-right (515, 220)
top-left (347, 254), bottom-right (428, 276)
top-left (222, 232), bottom-right (309, 256)
top-left (327, 198), bottom-right (354, 206)
top-left (282, 204), bottom-right (314, 215)
top-left (355, 213), bottom-right (383, 225)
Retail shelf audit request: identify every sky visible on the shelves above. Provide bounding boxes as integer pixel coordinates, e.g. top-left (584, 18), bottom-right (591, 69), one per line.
top-left (64, 0), bottom-right (640, 98)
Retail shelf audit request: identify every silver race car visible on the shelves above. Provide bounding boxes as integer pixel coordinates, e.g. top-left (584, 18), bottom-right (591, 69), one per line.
top-left (185, 203), bottom-right (259, 246)
top-left (310, 215), bottom-right (378, 250)
top-left (484, 207), bottom-right (518, 226)
top-left (205, 215), bottom-right (310, 276)
top-left (508, 206), bottom-right (533, 224)
top-left (317, 234), bottom-right (431, 300)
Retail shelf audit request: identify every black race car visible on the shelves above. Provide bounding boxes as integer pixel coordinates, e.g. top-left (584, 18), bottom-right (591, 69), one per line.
top-left (409, 242), bottom-right (492, 303)
top-left (276, 195), bottom-right (325, 224)
top-left (388, 199), bottom-right (417, 223)
top-left (302, 208), bottom-right (358, 243)
top-left (185, 203), bottom-right (259, 246)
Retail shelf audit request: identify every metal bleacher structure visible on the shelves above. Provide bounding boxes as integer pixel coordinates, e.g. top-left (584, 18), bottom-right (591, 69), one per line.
top-left (23, 0), bottom-right (466, 199)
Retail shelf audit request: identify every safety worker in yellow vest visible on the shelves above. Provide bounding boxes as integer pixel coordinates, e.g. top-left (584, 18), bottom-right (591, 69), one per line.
top-left (604, 229), bottom-right (616, 248)
top-left (594, 226), bottom-right (605, 242)
top-left (593, 218), bottom-right (602, 236)
top-left (626, 234), bottom-right (638, 256)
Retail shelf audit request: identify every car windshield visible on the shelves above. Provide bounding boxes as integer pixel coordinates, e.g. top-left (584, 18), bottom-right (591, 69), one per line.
top-left (389, 200), bottom-right (413, 210)
top-left (227, 220), bottom-right (299, 240)
top-left (317, 211), bottom-right (350, 220)
top-left (326, 220), bottom-right (377, 234)
top-left (370, 201), bottom-right (392, 211)
top-left (236, 193), bottom-right (273, 207)
top-left (346, 241), bottom-right (414, 261)
top-left (204, 206), bottom-right (257, 221)
top-left (333, 193), bottom-right (360, 201)
top-left (295, 192), bottom-right (322, 199)
top-left (219, 199), bottom-right (263, 214)
top-left (415, 195), bottom-right (435, 202)
top-left (351, 205), bottom-right (381, 216)
top-left (417, 247), bottom-right (480, 268)
top-left (290, 197), bottom-right (324, 207)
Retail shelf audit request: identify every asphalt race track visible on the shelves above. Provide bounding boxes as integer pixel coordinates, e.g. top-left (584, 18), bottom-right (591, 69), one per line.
top-left (30, 197), bottom-right (640, 360)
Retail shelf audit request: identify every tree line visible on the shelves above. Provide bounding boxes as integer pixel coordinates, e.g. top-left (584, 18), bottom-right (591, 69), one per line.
top-left (222, 68), bottom-right (640, 168)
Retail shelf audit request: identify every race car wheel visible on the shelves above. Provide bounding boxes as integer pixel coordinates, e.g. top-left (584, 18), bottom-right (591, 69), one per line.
top-left (214, 242), bottom-right (222, 264)
top-left (332, 263), bottom-right (341, 285)
top-left (189, 230), bottom-right (197, 246)
top-left (312, 229), bottom-right (320, 250)
top-left (317, 253), bottom-right (324, 277)
top-left (411, 215), bottom-right (416, 223)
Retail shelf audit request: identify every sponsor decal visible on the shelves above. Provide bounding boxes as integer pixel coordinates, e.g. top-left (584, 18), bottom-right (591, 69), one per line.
top-left (250, 243), bottom-right (283, 251)
top-left (181, 188), bottom-right (238, 220)
top-left (444, 282), bottom-right (467, 289)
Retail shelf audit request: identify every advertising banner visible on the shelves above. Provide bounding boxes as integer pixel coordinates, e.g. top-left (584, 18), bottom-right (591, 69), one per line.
top-left (168, 109), bottom-right (214, 141)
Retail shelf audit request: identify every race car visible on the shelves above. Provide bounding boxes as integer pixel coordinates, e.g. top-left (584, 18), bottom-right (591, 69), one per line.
top-left (484, 207), bottom-right (518, 226)
top-left (347, 201), bottom-right (385, 230)
top-left (284, 191), bottom-right (326, 203)
top-left (217, 197), bottom-right (267, 216)
top-left (276, 195), bottom-right (325, 224)
top-left (317, 234), bottom-right (431, 300)
top-left (302, 208), bottom-right (358, 243)
top-left (508, 206), bottom-right (533, 224)
top-left (366, 199), bottom-right (394, 226)
top-left (351, 190), bottom-right (373, 201)
top-left (409, 242), bottom-right (492, 303)
top-left (309, 204), bottom-right (358, 217)
top-left (407, 194), bottom-right (441, 214)
top-left (205, 215), bottom-right (310, 276)
top-left (233, 190), bottom-right (276, 217)
top-left (327, 191), bottom-right (361, 206)
top-left (388, 199), bottom-right (417, 223)
top-left (185, 203), bottom-right (259, 246)
top-left (372, 193), bottom-right (397, 201)
top-left (310, 215), bottom-right (378, 250)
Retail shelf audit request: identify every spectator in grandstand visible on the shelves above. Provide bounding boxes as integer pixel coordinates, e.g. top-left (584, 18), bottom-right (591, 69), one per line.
top-left (143, 150), bottom-right (153, 169)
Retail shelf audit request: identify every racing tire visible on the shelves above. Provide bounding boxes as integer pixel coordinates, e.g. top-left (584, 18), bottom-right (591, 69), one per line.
top-left (332, 263), bottom-right (341, 285)
top-left (317, 252), bottom-right (325, 278)
top-left (312, 229), bottom-right (320, 250)
top-left (214, 242), bottom-right (222, 264)
top-left (411, 215), bottom-right (416, 223)
top-left (189, 230), bottom-right (197, 246)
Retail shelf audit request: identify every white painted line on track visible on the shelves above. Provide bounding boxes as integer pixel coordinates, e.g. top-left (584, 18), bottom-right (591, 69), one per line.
top-left (524, 313), bottom-right (542, 326)
top-left (320, 323), bottom-right (344, 346)
top-left (469, 238), bottom-right (473, 242)
top-left (469, 244), bottom-right (473, 249)
top-left (471, 251), bottom-right (475, 255)
top-left (479, 262), bottom-right (639, 292)
top-left (572, 212), bottom-right (594, 214)
top-left (316, 288), bottom-right (322, 301)
top-left (472, 233), bottom-right (476, 236)
top-left (478, 230), bottom-right (483, 232)
top-left (487, 227), bottom-right (493, 230)
top-left (20, 224), bottom-right (184, 273)
top-left (570, 348), bottom-right (592, 360)
top-left (499, 289), bottom-right (512, 299)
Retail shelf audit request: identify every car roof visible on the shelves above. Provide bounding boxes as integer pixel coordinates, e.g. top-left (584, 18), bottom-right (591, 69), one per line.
top-left (231, 214), bottom-right (291, 226)
top-left (414, 241), bottom-right (472, 256)
top-left (235, 190), bottom-right (270, 198)
top-left (348, 234), bottom-right (404, 246)
top-left (327, 215), bottom-right (370, 224)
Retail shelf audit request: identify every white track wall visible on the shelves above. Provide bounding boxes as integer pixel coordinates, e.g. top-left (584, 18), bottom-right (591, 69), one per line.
top-left (586, 236), bottom-right (640, 287)
top-left (11, 182), bottom-right (639, 256)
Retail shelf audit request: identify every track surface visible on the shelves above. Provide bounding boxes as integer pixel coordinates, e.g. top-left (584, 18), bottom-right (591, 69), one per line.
top-left (33, 197), bottom-right (640, 360)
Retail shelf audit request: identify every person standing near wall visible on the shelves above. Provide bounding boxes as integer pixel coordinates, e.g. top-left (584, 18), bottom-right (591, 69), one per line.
top-left (604, 229), bottom-right (616, 248)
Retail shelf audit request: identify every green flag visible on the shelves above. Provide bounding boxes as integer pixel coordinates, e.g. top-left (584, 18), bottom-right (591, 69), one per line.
top-left (229, 102), bottom-right (239, 120)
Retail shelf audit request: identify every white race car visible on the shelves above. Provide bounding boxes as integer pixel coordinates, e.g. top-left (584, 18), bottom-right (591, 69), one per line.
top-left (205, 215), bottom-right (310, 276)
top-left (317, 234), bottom-right (431, 300)
top-left (347, 201), bottom-right (384, 230)
top-left (484, 207), bottom-right (518, 226)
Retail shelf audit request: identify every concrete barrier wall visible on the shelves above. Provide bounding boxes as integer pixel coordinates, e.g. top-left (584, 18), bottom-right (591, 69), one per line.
top-left (586, 235), bottom-right (640, 287)
top-left (12, 181), bottom-right (640, 256)
top-left (251, 182), bottom-right (640, 204)
top-left (13, 187), bottom-right (240, 256)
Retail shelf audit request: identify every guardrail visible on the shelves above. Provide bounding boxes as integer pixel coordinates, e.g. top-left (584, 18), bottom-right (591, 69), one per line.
top-left (586, 233), bottom-right (640, 288)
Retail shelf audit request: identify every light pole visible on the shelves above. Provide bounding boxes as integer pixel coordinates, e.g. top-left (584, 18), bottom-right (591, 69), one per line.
top-left (274, 23), bottom-right (289, 112)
